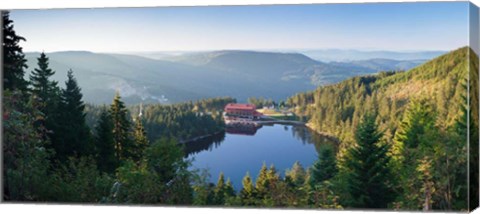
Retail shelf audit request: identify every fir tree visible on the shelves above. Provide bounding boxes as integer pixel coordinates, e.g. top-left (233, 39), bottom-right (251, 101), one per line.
top-left (29, 52), bottom-right (61, 153)
top-left (310, 145), bottom-right (337, 185)
top-left (29, 52), bottom-right (58, 110)
top-left (255, 162), bottom-right (269, 198)
top-left (240, 172), bottom-right (256, 206)
top-left (57, 70), bottom-right (93, 159)
top-left (94, 108), bottom-right (116, 173)
top-left (213, 172), bottom-right (226, 205)
top-left (2, 11), bottom-right (28, 92)
top-left (344, 114), bottom-right (395, 208)
top-left (132, 116), bottom-right (149, 163)
top-left (109, 92), bottom-right (133, 163)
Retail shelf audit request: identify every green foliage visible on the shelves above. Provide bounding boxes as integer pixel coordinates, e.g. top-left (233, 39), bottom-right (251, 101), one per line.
top-left (343, 115), bottom-right (395, 208)
top-left (111, 138), bottom-right (193, 204)
top-left (94, 109), bottom-right (117, 173)
top-left (132, 116), bottom-right (149, 163)
top-left (240, 172), bottom-right (256, 206)
top-left (44, 157), bottom-right (113, 203)
top-left (247, 96), bottom-right (275, 108)
top-left (2, 11), bottom-right (28, 92)
top-left (310, 145), bottom-right (337, 184)
top-left (109, 92), bottom-right (134, 164)
top-left (56, 70), bottom-right (94, 159)
top-left (3, 90), bottom-right (51, 201)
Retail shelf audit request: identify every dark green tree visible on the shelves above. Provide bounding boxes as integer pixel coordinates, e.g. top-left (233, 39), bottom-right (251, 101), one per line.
top-left (344, 114), bottom-right (395, 208)
top-left (29, 52), bottom-right (58, 112)
top-left (57, 70), bottom-right (93, 159)
top-left (132, 116), bottom-right (149, 163)
top-left (29, 52), bottom-right (62, 156)
top-left (109, 92), bottom-right (133, 163)
top-left (2, 11), bottom-right (28, 92)
top-left (94, 108), bottom-right (116, 173)
top-left (310, 145), bottom-right (337, 185)
top-left (213, 172), bottom-right (226, 205)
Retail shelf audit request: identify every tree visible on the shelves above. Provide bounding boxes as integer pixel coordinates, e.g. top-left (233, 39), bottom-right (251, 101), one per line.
top-left (57, 70), bottom-right (93, 159)
top-left (132, 116), bottom-right (149, 163)
top-left (109, 92), bottom-right (133, 163)
top-left (29, 52), bottom-right (58, 111)
top-left (3, 91), bottom-right (51, 201)
top-left (286, 161), bottom-right (306, 187)
top-left (213, 172), bottom-right (226, 205)
top-left (2, 11), bottom-right (28, 92)
top-left (94, 108), bottom-right (116, 173)
top-left (393, 100), bottom-right (438, 209)
top-left (344, 114), bottom-right (395, 208)
top-left (240, 172), bottom-right (256, 206)
top-left (29, 52), bottom-right (61, 146)
top-left (255, 162), bottom-right (269, 199)
top-left (310, 145), bottom-right (337, 185)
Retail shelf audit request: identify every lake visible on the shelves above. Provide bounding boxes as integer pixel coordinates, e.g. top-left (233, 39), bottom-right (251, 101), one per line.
top-left (184, 124), bottom-right (335, 190)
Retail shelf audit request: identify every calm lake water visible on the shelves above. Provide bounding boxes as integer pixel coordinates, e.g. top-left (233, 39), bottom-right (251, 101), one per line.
top-left (184, 124), bottom-right (335, 190)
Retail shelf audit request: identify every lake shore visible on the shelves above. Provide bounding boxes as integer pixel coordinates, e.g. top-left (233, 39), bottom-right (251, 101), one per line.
top-left (179, 130), bottom-right (225, 144)
top-left (305, 122), bottom-right (341, 143)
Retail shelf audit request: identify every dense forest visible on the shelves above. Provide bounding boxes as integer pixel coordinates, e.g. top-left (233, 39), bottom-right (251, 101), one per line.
top-left (2, 10), bottom-right (478, 211)
top-left (287, 46), bottom-right (479, 210)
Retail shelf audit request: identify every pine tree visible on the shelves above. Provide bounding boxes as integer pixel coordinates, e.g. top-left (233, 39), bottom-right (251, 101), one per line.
top-left (94, 108), bottom-right (116, 173)
top-left (286, 161), bottom-right (306, 187)
top-left (310, 145), bottom-right (337, 185)
top-left (213, 172), bottom-right (226, 205)
top-left (29, 52), bottom-right (58, 110)
top-left (2, 11), bottom-right (28, 92)
top-left (132, 116), bottom-right (149, 163)
top-left (109, 92), bottom-right (133, 163)
top-left (29, 52), bottom-right (62, 154)
top-left (344, 114), bottom-right (395, 208)
top-left (57, 70), bottom-right (93, 159)
top-left (255, 162), bottom-right (269, 199)
top-left (240, 172), bottom-right (256, 206)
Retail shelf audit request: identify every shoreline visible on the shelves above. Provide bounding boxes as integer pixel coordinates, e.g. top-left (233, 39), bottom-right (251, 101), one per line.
top-left (305, 122), bottom-right (341, 143)
top-left (179, 130), bottom-right (225, 144)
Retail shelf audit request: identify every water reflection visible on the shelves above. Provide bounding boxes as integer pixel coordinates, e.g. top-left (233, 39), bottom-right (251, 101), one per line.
top-left (225, 124), bottom-right (263, 136)
top-left (185, 124), bottom-right (337, 189)
top-left (183, 132), bottom-right (226, 157)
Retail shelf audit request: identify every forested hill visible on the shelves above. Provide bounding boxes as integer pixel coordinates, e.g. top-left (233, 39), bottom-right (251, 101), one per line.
top-left (287, 46), bottom-right (478, 143)
top-left (24, 50), bottom-right (426, 104)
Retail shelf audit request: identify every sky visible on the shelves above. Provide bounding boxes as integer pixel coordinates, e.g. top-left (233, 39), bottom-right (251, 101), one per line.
top-left (10, 2), bottom-right (472, 53)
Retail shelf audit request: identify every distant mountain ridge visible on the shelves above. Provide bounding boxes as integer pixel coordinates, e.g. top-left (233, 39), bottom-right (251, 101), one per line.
top-left (24, 49), bottom-right (432, 105)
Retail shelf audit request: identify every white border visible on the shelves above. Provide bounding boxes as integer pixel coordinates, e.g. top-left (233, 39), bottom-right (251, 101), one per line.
top-left (0, 0), bottom-right (478, 214)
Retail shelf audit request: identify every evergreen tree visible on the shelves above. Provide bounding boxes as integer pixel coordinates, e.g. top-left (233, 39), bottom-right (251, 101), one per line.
top-left (310, 145), bottom-right (337, 185)
top-left (213, 172), bottom-right (226, 205)
top-left (225, 178), bottom-right (236, 199)
top-left (286, 161), bottom-right (306, 187)
top-left (57, 70), bottom-right (93, 159)
top-left (94, 108), bottom-right (116, 173)
top-left (109, 92), bottom-right (133, 163)
top-left (29, 52), bottom-right (62, 155)
top-left (240, 172), bottom-right (256, 206)
top-left (393, 100), bottom-right (438, 209)
top-left (344, 114), bottom-right (395, 208)
top-left (29, 52), bottom-right (58, 111)
top-left (2, 11), bottom-right (28, 92)
top-left (255, 162), bottom-right (269, 199)
top-left (132, 116), bottom-right (149, 163)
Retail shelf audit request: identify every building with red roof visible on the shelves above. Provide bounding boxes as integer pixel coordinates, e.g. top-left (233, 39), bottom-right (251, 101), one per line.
top-left (224, 103), bottom-right (263, 120)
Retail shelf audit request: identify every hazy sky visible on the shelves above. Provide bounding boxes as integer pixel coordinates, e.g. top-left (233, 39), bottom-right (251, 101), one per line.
top-left (10, 2), bottom-right (471, 52)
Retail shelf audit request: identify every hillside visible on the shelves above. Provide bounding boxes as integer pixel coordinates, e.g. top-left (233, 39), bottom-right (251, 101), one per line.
top-left (287, 46), bottom-right (476, 142)
top-left (25, 50), bottom-right (426, 105)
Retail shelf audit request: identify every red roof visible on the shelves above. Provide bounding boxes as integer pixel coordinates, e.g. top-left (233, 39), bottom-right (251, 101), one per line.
top-left (225, 103), bottom-right (256, 111)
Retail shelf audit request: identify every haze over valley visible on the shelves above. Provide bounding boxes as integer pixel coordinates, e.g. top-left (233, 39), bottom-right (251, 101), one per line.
top-left (25, 49), bottom-right (441, 104)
